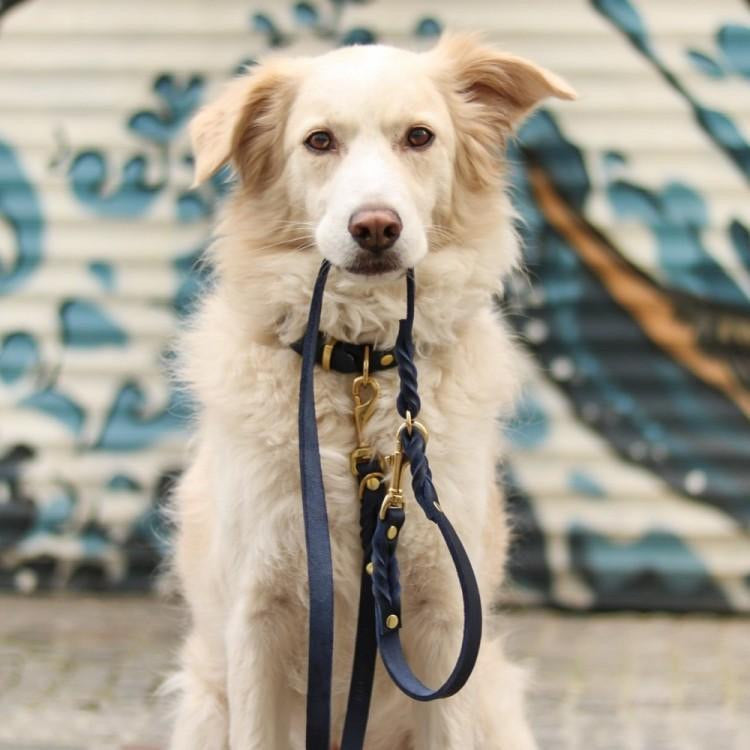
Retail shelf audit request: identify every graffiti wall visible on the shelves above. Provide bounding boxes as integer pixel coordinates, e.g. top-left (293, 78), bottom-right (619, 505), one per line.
top-left (0, 0), bottom-right (748, 609)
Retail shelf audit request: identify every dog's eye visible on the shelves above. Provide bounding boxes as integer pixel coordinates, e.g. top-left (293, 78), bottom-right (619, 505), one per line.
top-left (305, 130), bottom-right (334, 152)
top-left (406, 126), bottom-right (434, 149)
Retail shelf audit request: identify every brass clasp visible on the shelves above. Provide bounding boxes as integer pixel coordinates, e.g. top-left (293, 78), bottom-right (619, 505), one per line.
top-left (380, 436), bottom-right (407, 520)
top-left (379, 418), bottom-right (428, 519)
top-left (350, 347), bottom-right (380, 474)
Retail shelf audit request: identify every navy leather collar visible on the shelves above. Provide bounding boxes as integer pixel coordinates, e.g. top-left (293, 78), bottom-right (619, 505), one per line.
top-left (290, 332), bottom-right (398, 374)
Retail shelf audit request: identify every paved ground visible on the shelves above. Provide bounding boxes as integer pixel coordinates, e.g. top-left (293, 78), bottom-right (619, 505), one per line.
top-left (0, 596), bottom-right (748, 750)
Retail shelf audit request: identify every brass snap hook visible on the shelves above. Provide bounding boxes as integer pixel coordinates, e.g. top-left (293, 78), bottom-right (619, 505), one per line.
top-left (380, 438), bottom-right (407, 520)
top-left (379, 417), bottom-right (429, 519)
top-left (350, 346), bottom-right (381, 474)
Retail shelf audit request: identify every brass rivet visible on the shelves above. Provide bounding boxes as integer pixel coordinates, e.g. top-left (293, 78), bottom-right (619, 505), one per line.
top-left (385, 614), bottom-right (399, 629)
top-left (365, 562), bottom-right (374, 575)
top-left (387, 525), bottom-right (398, 540)
top-left (380, 353), bottom-right (395, 367)
top-left (366, 476), bottom-right (380, 491)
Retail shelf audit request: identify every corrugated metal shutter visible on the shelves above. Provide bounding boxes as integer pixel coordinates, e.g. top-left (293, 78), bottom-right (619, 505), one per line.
top-left (1, 0), bottom-right (748, 608)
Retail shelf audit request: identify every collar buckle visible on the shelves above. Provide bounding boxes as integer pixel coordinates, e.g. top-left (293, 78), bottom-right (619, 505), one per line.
top-left (321, 337), bottom-right (336, 371)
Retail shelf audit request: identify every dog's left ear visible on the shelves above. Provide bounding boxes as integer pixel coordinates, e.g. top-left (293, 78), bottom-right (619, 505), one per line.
top-left (189, 61), bottom-right (299, 191)
top-left (432, 33), bottom-right (576, 190)
top-left (435, 32), bottom-right (576, 129)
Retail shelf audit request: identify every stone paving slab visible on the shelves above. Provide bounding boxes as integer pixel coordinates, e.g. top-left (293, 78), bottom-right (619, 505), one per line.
top-left (1, 595), bottom-right (748, 749)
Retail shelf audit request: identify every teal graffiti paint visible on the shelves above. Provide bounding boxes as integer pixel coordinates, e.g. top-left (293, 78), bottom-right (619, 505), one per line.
top-left (0, 141), bottom-right (44, 293)
top-left (60, 300), bottom-right (128, 348)
top-left (0, 332), bottom-right (39, 383)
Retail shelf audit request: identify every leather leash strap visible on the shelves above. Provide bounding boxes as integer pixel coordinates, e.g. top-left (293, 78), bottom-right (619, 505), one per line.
top-left (298, 261), bottom-right (482, 750)
top-left (298, 259), bottom-right (335, 750)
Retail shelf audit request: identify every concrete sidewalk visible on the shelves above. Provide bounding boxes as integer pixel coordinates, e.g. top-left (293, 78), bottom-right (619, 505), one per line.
top-left (0, 596), bottom-right (748, 749)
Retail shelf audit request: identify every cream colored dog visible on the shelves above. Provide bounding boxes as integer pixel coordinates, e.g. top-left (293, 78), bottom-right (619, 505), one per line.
top-left (168, 33), bottom-right (574, 750)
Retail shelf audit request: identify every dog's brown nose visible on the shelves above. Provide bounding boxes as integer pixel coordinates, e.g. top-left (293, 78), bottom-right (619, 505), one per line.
top-left (348, 208), bottom-right (402, 253)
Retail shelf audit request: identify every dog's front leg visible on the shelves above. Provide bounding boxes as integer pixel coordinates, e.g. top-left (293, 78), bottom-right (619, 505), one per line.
top-left (412, 690), bottom-right (476, 750)
top-left (406, 612), bottom-right (538, 750)
top-left (226, 598), bottom-right (291, 750)
top-left (403, 605), bottom-right (478, 750)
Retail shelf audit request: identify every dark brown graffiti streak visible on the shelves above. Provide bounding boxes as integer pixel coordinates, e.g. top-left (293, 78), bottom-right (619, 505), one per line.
top-left (528, 163), bottom-right (750, 422)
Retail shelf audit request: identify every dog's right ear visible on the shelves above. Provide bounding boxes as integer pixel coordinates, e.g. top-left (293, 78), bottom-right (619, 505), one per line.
top-left (189, 62), bottom-right (298, 191)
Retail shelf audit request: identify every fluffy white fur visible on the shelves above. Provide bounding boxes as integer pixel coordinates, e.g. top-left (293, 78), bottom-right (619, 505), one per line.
top-left (168, 34), bottom-right (574, 750)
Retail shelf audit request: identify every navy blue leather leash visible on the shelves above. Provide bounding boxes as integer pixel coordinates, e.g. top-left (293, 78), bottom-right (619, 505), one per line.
top-left (298, 262), bottom-right (482, 750)
top-left (298, 259), bottom-right (334, 750)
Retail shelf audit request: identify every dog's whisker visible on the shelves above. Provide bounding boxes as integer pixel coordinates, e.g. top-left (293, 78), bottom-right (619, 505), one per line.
top-left (253, 235), bottom-right (316, 253)
top-left (274, 220), bottom-right (317, 230)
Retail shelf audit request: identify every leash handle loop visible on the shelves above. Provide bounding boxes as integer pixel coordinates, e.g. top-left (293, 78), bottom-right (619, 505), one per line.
top-left (374, 268), bottom-right (482, 699)
top-left (373, 424), bottom-right (482, 700)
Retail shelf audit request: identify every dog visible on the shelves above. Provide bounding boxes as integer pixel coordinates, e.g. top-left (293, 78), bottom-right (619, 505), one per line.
top-left (168, 32), bottom-right (574, 750)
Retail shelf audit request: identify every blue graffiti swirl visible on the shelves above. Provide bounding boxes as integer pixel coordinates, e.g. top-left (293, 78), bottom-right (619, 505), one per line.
top-left (0, 140), bottom-right (44, 294)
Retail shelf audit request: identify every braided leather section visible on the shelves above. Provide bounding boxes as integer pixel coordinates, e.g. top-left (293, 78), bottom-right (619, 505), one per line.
top-left (401, 430), bottom-right (441, 523)
top-left (395, 270), bottom-right (421, 419)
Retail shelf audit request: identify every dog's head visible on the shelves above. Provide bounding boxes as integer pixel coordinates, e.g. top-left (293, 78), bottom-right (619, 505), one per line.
top-left (190, 34), bottom-right (574, 280)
